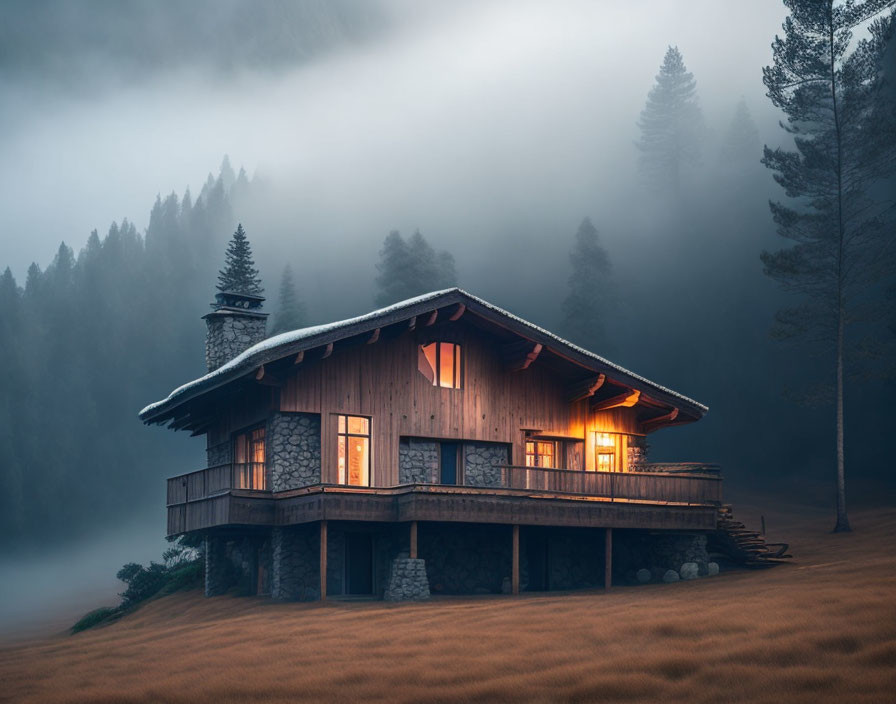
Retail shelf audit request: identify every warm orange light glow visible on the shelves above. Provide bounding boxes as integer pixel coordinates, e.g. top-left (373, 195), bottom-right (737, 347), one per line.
top-left (525, 440), bottom-right (555, 468)
top-left (419, 342), bottom-right (462, 388)
top-left (337, 414), bottom-right (370, 486)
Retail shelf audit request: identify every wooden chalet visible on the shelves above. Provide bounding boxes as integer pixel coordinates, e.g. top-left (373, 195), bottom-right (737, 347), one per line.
top-left (140, 288), bottom-right (720, 600)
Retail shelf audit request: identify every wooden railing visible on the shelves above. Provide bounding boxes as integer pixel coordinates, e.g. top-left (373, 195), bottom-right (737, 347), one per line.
top-left (498, 466), bottom-right (722, 505)
top-left (168, 463), bottom-right (721, 508)
top-left (166, 463), bottom-right (267, 505)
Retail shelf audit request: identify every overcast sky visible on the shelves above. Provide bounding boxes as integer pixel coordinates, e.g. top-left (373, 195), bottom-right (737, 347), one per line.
top-left (0, 0), bottom-right (788, 281)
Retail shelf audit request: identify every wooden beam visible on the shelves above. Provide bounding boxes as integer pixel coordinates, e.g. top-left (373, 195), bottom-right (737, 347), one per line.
top-left (512, 524), bottom-right (520, 595)
top-left (320, 520), bottom-right (328, 601)
top-left (254, 365), bottom-right (283, 387)
top-left (641, 407), bottom-right (679, 432)
top-left (320, 342), bottom-right (333, 359)
top-left (569, 373), bottom-right (606, 402)
top-left (504, 340), bottom-right (543, 371)
top-left (294, 349), bottom-right (304, 365)
top-left (424, 310), bottom-right (438, 327)
top-left (604, 528), bottom-right (612, 590)
top-left (591, 389), bottom-right (640, 411)
top-left (408, 316), bottom-right (417, 331)
top-left (409, 521), bottom-right (418, 559)
top-left (448, 303), bottom-right (465, 321)
top-left (366, 328), bottom-right (380, 344)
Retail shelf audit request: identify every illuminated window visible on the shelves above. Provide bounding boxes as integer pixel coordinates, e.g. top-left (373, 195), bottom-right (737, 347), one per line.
top-left (234, 426), bottom-right (266, 489)
top-left (595, 433), bottom-right (616, 473)
top-left (525, 441), bottom-right (555, 468)
top-left (337, 415), bottom-right (370, 486)
top-left (418, 342), bottom-right (463, 388)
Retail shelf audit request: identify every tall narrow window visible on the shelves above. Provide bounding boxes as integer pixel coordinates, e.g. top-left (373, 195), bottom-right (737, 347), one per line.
top-left (595, 433), bottom-right (616, 473)
top-left (234, 426), bottom-right (266, 489)
top-left (418, 342), bottom-right (463, 388)
top-left (525, 440), bottom-right (555, 468)
top-left (337, 415), bottom-right (370, 486)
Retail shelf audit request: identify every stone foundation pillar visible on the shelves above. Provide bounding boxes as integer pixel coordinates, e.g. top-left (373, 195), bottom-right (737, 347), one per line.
top-left (271, 526), bottom-right (320, 601)
top-left (384, 558), bottom-right (431, 601)
top-left (204, 536), bottom-right (230, 597)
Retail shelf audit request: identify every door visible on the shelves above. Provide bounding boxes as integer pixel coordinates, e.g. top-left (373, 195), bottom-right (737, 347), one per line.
top-left (526, 531), bottom-right (549, 591)
top-left (345, 533), bottom-right (373, 595)
top-left (440, 442), bottom-right (459, 484)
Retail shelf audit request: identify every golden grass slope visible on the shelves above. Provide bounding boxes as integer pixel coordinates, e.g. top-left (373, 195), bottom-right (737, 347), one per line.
top-left (1, 504), bottom-right (895, 704)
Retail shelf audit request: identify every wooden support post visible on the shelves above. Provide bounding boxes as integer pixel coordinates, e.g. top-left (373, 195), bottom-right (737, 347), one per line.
top-left (320, 520), bottom-right (328, 601)
top-left (604, 527), bottom-right (612, 590)
top-left (512, 524), bottom-right (520, 595)
top-left (409, 521), bottom-right (418, 559)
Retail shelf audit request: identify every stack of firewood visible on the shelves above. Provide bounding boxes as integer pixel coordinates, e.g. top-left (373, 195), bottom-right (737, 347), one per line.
top-left (708, 505), bottom-right (792, 569)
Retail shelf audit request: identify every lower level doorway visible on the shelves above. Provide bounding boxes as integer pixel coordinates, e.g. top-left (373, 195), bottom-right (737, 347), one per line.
top-left (345, 532), bottom-right (373, 595)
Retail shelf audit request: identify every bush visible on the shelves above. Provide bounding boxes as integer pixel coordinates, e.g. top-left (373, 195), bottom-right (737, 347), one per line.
top-left (71, 606), bottom-right (120, 633)
top-left (72, 538), bottom-right (204, 634)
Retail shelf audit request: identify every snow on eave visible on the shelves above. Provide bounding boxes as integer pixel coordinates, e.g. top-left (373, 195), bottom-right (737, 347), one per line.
top-left (139, 287), bottom-right (708, 422)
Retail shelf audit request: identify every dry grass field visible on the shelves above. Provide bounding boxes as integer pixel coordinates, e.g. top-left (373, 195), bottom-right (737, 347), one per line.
top-left (2, 501), bottom-right (895, 704)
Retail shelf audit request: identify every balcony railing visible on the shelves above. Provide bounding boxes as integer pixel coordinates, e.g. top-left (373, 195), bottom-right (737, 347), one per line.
top-left (167, 462), bottom-right (720, 508)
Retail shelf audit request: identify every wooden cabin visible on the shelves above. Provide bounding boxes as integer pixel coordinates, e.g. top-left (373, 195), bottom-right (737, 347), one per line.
top-left (140, 288), bottom-right (720, 600)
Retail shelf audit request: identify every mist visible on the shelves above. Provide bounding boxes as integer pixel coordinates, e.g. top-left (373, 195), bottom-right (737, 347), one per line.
top-left (2, 0), bottom-right (894, 637)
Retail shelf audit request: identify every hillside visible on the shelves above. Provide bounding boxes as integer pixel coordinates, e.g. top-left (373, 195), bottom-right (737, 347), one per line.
top-left (1, 502), bottom-right (895, 704)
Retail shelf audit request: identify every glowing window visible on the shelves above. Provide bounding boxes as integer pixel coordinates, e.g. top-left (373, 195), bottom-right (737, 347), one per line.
top-left (525, 441), bottom-right (555, 468)
top-left (595, 433), bottom-right (616, 473)
top-left (337, 415), bottom-right (370, 486)
top-left (418, 342), bottom-right (463, 389)
top-left (234, 426), bottom-right (266, 489)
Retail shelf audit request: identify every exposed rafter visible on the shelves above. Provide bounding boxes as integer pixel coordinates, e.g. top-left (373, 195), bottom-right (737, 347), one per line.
top-left (408, 316), bottom-right (417, 331)
top-left (568, 373), bottom-right (606, 403)
top-left (366, 328), bottom-right (380, 344)
top-left (503, 340), bottom-right (543, 372)
top-left (254, 365), bottom-right (283, 387)
top-left (641, 407), bottom-right (680, 432)
top-left (424, 310), bottom-right (438, 327)
top-left (591, 389), bottom-right (640, 411)
top-left (321, 342), bottom-right (334, 359)
top-left (448, 303), bottom-right (466, 321)
top-left (294, 350), bottom-right (304, 365)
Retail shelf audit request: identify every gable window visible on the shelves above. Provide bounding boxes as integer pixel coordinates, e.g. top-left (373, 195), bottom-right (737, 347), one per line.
top-left (337, 415), bottom-right (370, 486)
top-left (525, 440), bottom-right (555, 468)
top-left (418, 342), bottom-right (463, 389)
top-left (595, 433), bottom-right (616, 473)
top-left (234, 426), bottom-right (266, 489)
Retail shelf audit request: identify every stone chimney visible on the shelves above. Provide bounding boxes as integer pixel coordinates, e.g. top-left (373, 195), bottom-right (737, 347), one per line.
top-left (203, 291), bottom-right (269, 372)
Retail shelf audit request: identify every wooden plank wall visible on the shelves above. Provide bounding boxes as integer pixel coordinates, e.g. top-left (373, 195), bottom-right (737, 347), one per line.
top-left (279, 322), bottom-right (644, 486)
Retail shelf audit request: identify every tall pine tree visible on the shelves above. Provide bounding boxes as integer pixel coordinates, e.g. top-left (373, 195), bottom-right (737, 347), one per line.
top-left (636, 46), bottom-right (705, 195)
top-left (374, 229), bottom-right (457, 306)
top-left (719, 99), bottom-right (761, 167)
top-left (761, 0), bottom-right (895, 533)
top-left (271, 264), bottom-right (306, 335)
top-left (217, 223), bottom-right (263, 295)
top-left (561, 218), bottom-right (612, 352)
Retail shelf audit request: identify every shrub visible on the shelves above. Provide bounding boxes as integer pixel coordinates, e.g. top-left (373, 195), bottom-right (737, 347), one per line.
top-left (71, 606), bottom-right (120, 633)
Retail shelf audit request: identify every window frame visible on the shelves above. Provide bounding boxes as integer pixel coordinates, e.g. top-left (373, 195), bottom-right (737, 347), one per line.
top-left (336, 414), bottom-right (371, 487)
top-left (525, 440), bottom-right (556, 468)
top-left (232, 423), bottom-right (267, 490)
top-left (594, 432), bottom-right (619, 473)
top-left (420, 341), bottom-right (464, 389)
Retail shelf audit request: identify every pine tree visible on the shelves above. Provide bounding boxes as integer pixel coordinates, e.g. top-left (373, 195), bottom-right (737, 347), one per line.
top-left (636, 46), bottom-right (705, 194)
top-left (217, 223), bottom-right (263, 295)
top-left (271, 264), bottom-right (306, 335)
top-left (375, 229), bottom-right (457, 306)
top-left (761, 0), bottom-right (896, 533)
top-left (719, 99), bottom-right (761, 167)
top-left (561, 218), bottom-right (612, 352)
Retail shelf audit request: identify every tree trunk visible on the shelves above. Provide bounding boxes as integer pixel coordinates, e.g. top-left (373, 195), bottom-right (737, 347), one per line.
top-left (833, 309), bottom-right (851, 532)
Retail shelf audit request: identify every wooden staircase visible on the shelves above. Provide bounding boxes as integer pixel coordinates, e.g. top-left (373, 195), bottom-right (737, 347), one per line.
top-left (709, 505), bottom-right (792, 569)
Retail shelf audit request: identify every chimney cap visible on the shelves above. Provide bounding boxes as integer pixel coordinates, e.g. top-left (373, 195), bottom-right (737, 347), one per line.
top-left (212, 290), bottom-right (265, 311)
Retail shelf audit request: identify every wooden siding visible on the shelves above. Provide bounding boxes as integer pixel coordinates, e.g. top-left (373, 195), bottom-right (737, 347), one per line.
top-left (279, 322), bottom-right (644, 485)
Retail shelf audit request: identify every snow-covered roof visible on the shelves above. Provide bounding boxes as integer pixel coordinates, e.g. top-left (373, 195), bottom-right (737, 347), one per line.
top-left (140, 288), bottom-right (708, 423)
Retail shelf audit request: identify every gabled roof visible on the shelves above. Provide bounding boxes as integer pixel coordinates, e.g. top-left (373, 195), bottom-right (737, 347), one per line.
top-left (139, 288), bottom-right (708, 426)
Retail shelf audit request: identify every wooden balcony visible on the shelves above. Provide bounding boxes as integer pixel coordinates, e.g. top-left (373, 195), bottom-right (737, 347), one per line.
top-left (167, 462), bottom-right (721, 536)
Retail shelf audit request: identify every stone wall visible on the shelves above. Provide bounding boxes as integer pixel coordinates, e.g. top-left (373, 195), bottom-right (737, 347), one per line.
top-left (204, 311), bottom-right (267, 372)
top-left (613, 531), bottom-right (711, 583)
top-left (204, 534), bottom-right (269, 596)
top-left (421, 523), bottom-right (512, 594)
top-left (384, 558), bottom-right (431, 601)
top-left (271, 525), bottom-right (321, 601)
top-left (268, 413), bottom-right (321, 491)
top-left (463, 442), bottom-right (509, 488)
top-left (398, 438), bottom-right (439, 484)
top-left (626, 435), bottom-right (649, 469)
top-left (204, 536), bottom-right (231, 597)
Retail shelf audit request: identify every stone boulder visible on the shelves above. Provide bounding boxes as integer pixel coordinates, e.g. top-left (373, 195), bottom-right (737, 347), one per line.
top-left (707, 562), bottom-right (720, 576)
top-left (679, 562), bottom-right (699, 580)
top-left (636, 568), bottom-right (652, 584)
top-left (662, 569), bottom-right (680, 583)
